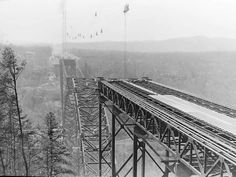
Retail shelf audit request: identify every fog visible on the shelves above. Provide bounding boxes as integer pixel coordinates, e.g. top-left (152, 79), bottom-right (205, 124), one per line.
top-left (1, 0), bottom-right (236, 43)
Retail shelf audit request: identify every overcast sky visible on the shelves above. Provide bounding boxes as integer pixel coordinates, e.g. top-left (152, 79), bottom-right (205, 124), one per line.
top-left (0, 0), bottom-right (236, 44)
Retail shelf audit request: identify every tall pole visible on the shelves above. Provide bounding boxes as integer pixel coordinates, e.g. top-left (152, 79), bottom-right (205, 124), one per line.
top-left (123, 4), bottom-right (129, 78)
top-left (62, 0), bottom-right (67, 57)
top-left (124, 12), bottom-right (127, 78)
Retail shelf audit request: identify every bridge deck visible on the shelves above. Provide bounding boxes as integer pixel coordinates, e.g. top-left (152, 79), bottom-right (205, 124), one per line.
top-left (150, 94), bottom-right (236, 136)
top-left (133, 80), bottom-right (236, 118)
top-left (105, 80), bottom-right (236, 162)
top-left (100, 79), bottom-right (236, 176)
top-left (119, 80), bottom-right (236, 142)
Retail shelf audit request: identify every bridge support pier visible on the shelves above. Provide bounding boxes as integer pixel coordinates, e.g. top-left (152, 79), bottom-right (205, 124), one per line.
top-left (175, 162), bottom-right (194, 177)
top-left (112, 107), bottom-right (116, 177)
top-left (99, 101), bottom-right (102, 177)
top-left (140, 141), bottom-right (146, 177)
top-left (133, 135), bottom-right (138, 177)
top-left (162, 150), bottom-right (170, 177)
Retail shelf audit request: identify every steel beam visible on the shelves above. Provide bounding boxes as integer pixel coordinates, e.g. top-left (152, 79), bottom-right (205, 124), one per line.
top-left (60, 59), bottom-right (81, 176)
top-left (140, 141), bottom-right (146, 177)
top-left (100, 97), bottom-right (168, 177)
top-left (60, 61), bottom-right (111, 177)
top-left (133, 135), bottom-right (138, 177)
top-left (99, 101), bottom-right (102, 177)
top-left (162, 150), bottom-right (170, 177)
top-left (112, 107), bottom-right (116, 177)
top-left (74, 78), bottom-right (111, 177)
top-left (99, 79), bottom-right (236, 177)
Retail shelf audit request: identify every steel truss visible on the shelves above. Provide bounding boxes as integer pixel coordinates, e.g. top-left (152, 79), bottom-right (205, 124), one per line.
top-left (98, 79), bottom-right (236, 177)
top-left (99, 101), bottom-right (163, 177)
top-left (60, 59), bottom-right (78, 148)
top-left (73, 78), bottom-right (111, 177)
top-left (60, 59), bottom-right (81, 176)
top-left (60, 59), bottom-right (111, 177)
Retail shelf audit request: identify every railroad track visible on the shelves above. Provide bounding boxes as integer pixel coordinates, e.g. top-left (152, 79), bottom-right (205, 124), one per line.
top-left (104, 80), bottom-right (236, 166)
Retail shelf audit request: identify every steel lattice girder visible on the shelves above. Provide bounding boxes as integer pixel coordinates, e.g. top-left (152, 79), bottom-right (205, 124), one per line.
top-left (99, 100), bottom-right (164, 177)
top-left (60, 59), bottom-right (81, 175)
top-left (74, 78), bottom-right (111, 177)
top-left (60, 59), bottom-right (79, 148)
top-left (63, 90), bottom-right (79, 146)
top-left (98, 80), bottom-right (236, 177)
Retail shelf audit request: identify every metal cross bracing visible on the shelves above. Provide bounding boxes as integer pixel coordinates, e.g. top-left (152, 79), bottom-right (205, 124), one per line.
top-left (98, 78), bottom-right (236, 177)
top-left (60, 59), bottom-right (83, 176)
top-left (60, 59), bottom-right (111, 177)
top-left (73, 77), bottom-right (111, 177)
top-left (60, 59), bottom-right (78, 147)
top-left (98, 96), bottom-right (157, 177)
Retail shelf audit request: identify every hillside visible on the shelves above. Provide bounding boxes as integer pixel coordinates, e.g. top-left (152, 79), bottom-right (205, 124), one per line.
top-left (71, 49), bottom-right (236, 109)
top-left (66, 36), bottom-right (236, 53)
top-left (13, 46), bottom-right (61, 125)
top-left (2, 42), bottom-right (236, 124)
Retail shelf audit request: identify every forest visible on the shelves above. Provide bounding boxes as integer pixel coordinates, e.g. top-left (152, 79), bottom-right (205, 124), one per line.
top-left (71, 48), bottom-right (236, 109)
top-left (1, 44), bottom-right (236, 176)
top-left (0, 47), bottom-right (74, 176)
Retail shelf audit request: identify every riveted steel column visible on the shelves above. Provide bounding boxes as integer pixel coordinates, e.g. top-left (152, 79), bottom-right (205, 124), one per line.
top-left (162, 150), bottom-right (169, 177)
top-left (112, 107), bottom-right (116, 177)
top-left (133, 135), bottom-right (138, 177)
top-left (163, 129), bottom-right (170, 177)
top-left (99, 98), bottom-right (102, 177)
top-left (141, 141), bottom-right (146, 177)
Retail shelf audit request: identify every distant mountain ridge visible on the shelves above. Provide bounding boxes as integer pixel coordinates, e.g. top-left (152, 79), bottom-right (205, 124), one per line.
top-left (66, 36), bottom-right (236, 53)
top-left (2, 36), bottom-right (236, 53)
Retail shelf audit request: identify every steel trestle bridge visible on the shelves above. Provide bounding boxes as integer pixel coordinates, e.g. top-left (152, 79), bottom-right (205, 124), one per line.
top-left (60, 59), bottom-right (236, 177)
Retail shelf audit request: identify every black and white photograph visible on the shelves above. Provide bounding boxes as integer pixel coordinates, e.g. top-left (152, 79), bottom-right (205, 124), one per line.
top-left (0, 0), bottom-right (236, 176)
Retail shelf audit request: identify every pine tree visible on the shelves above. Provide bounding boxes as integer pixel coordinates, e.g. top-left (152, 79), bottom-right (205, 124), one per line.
top-left (22, 119), bottom-right (38, 175)
top-left (36, 112), bottom-right (74, 177)
top-left (0, 47), bottom-right (29, 175)
top-left (0, 104), bottom-right (6, 176)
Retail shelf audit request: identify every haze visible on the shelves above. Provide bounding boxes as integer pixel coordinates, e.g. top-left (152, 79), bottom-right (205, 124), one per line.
top-left (1, 0), bottom-right (236, 44)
